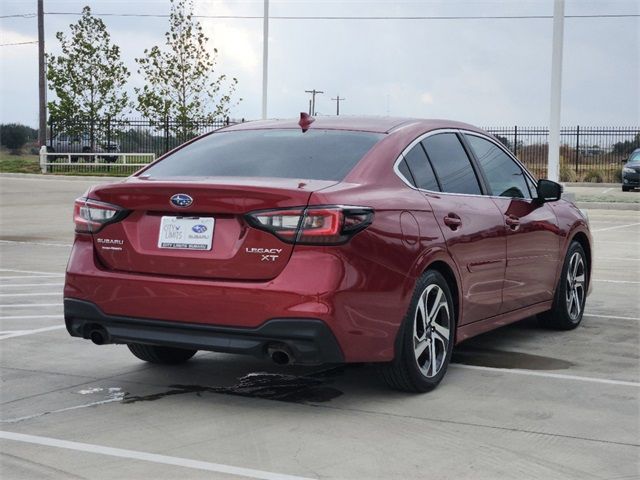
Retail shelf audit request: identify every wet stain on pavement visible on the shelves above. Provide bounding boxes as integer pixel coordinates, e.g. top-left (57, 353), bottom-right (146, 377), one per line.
top-left (452, 347), bottom-right (574, 370)
top-left (123, 370), bottom-right (344, 405)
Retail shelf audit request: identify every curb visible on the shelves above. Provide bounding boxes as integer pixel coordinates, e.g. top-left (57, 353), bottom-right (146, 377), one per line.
top-left (575, 202), bottom-right (640, 211)
top-left (564, 182), bottom-right (621, 188)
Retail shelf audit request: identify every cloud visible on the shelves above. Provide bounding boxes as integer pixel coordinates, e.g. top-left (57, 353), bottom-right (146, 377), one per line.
top-left (420, 92), bottom-right (434, 105)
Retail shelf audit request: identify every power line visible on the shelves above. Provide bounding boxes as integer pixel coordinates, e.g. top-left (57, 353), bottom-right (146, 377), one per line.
top-left (0, 13), bottom-right (36, 19)
top-left (42, 12), bottom-right (640, 20)
top-left (0, 41), bottom-right (38, 47)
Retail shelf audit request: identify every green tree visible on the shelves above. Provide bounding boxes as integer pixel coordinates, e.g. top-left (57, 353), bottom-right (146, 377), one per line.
top-left (46, 6), bottom-right (130, 149)
top-left (0, 123), bottom-right (36, 154)
top-left (135, 0), bottom-right (239, 141)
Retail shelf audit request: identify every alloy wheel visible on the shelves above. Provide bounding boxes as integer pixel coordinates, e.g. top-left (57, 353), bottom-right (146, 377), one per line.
top-left (413, 284), bottom-right (451, 378)
top-left (565, 252), bottom-right (586, 321)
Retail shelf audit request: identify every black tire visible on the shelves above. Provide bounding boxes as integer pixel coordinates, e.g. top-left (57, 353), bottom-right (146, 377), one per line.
top-left (127, 343), bottom-right (197, 364)
top-left (81, 147), bottom-right (92, 163)
top-left (622, 186), bottom-right (631, 192)
top-left (539, 241), bottom-right (588, 330)
top-left (381, 270), bottom-right (456, 393)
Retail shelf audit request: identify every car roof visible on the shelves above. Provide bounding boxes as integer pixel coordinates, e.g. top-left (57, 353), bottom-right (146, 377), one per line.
top-left (220, 116), bottom-right (482, 134)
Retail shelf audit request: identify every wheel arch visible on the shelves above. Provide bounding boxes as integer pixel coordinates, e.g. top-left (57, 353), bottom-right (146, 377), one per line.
top-left (393, 255), bottom-right (462, 362)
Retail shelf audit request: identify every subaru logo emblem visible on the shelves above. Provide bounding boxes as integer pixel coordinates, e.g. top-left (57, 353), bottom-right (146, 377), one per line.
top-left (192, 224), bottom-right (207, 233)
top-left (170, 193), bottom-right (193, 208)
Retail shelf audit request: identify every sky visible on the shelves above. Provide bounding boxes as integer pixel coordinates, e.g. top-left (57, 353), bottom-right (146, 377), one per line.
top-left (0, 0), bottom-right (638, 128)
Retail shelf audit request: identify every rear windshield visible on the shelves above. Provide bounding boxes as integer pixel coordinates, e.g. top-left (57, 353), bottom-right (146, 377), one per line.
top-left (142, 129), bottom-right (384, 181)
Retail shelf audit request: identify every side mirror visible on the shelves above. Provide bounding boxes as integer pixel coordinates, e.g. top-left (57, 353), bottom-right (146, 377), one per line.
top-left (537, 179), bottom-right (563, 202)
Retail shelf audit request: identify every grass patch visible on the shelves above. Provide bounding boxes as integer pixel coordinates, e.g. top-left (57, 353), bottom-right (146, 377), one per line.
top-left (0, 152), bottom-right (41, 174)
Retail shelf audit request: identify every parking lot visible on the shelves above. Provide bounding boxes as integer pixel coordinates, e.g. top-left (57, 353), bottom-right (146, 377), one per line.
top-left (0, 174), bottom-right (638, 479)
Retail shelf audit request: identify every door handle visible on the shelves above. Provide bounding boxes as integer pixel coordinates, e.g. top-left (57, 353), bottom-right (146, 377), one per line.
top-left (505, 215), bottom-right (520, 230)
top-left (443, 214), bottom-right (462, 230)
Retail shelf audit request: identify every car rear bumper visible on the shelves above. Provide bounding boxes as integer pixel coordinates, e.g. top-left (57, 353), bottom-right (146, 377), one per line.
top-left (64, 298), bottom-right (344, 365)
top-left (64, 235), bottom-right (414, 363)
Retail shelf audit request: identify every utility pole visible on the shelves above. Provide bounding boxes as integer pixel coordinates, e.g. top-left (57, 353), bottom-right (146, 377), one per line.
top-left (261, 0), bottom-right (269, 119)
top-left (305, 89), bottom-right (323, 116)
top-left (331, 95), bottom-right (345, 116)
top-left (548, 0), bottom-right (565, 182)
top-left (38, 0), bottom-right (46, 146)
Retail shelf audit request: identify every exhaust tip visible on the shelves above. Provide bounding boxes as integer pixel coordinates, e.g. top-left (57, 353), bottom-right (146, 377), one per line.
top-left (267, 344), bottom-right (293, 365)
top-left (271, 350), bottom-right (291, 365)
top-left (90, 329), bottom-right (106, 345)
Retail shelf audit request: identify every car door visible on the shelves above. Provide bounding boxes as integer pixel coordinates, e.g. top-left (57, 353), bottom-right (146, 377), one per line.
top-left (463, 133), bottom-right (561, 313)
top-left (401, 132), bottom-right (507, 325)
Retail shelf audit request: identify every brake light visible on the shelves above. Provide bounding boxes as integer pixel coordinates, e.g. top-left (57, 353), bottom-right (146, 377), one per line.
top-left (246, 206), bottom-right (373, 245)
top-left (73, 197), bottom-right (125, 233)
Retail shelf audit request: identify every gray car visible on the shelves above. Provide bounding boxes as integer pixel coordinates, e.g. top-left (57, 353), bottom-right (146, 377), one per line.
top-left (48, 133), bottom-right (120, 162)
top-left (622, 148), bottom-right (640, 192)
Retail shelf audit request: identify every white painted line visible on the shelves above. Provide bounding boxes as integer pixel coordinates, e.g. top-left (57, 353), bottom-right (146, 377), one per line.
top-left (596, 257), bottom-right (640, 262)
top-left (584, 313), bottom-right (640, 321)
top-left (0, 268), bottom-right (64, 276)
top-left (453, 364), bottom-right (640, 387)
top-left (601, 188), bottom-right (613, 194)
top-left (592, 222), bottom-right (640, 232)
top-left (0, 303), bottom-right (63, 308)
top-left (0, 283), bottom-right (64, 288)
top-left (592, 279), bottom-right (640, 284)
top-left (0, 431), bottom-right (314, 480)
top-left (595, 241), bottom-right (640, 246)
top-left (0, 314), bottom-right (61, 320)
top-left (0, 275), bottom-right (65, 280)
top-left (0, 240), bottom-right (71, 248)
top-left (0, 325), bottom-right (65, 340)
top-left (0, 293), bottom-right (61, 297)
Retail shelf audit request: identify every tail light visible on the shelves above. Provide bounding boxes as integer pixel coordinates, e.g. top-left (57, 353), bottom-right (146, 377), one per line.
top-left (246, 206), bottom-right (373, 245)
top-left (73, 197), bottom-right (126, 233)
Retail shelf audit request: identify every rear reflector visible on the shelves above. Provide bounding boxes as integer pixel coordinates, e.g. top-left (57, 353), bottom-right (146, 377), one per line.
top-left (246, 206), bottom-right (373, 245)
top-left (73, 197), bottom-right (126, 233)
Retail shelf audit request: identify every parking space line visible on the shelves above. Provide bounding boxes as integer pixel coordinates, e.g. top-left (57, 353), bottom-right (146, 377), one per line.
top-left (452, 365), bottom-right (640, 387)
top-left (592, 222), bottom-right (640, 232)
top-left (0, 303), bottom-right (63, 308)
top-left (596, 257), bottom-right (640, 262)
top-left (592, 279), bottom-right (640, 284)
top-left (0, 283), bottom-right (64, 288)
top-left (0, 268), bottom-right (64, 276)
top-left (0, 275), bottom-right (65, 280)
top-left (0, 314), bottom-right (62, 320)
top-left (0, 325), bottom-right (65, 340)
top-left (0, 293), bottom-right (61, 297)
top-left (0, 240), bottom-right (71, 248)
top-left (0, 431), bottom-right (314, 480)
top-left (584, 313), bottom-right (640, 321)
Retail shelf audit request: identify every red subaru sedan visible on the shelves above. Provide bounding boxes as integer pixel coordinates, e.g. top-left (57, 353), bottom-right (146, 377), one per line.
top-left (64, 116), bottom-right (592, 392)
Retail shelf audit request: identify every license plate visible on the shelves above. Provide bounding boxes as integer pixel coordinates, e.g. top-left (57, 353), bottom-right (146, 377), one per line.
top-left (158, 216), bottom-right (215, 250)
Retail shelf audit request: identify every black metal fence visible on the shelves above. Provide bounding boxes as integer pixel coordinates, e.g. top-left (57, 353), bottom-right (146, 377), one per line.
top-left (47, 119), bottom-right (639, 182)
top-left (48, 117), bottom-right (241, 159)
top-left (484, 126), bottom-right (640, 182)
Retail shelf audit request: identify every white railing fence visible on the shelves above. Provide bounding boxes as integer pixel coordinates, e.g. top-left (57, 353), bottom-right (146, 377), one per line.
top-left (39, 146), bottom-right (155, 174)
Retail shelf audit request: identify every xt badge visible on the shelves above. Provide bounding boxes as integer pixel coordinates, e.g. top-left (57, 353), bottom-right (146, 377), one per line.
top-left (245, 247), bottom-right (282, 262)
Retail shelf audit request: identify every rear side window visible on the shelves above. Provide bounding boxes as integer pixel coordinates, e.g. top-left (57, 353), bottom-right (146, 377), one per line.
top-left (422, 133), bottom-right (482, 195)
top-left (403, 144), bottom-right (440, 191)
top-left (465, 134), bottom-right (531, 199)
top-left (142, 129), bottom-right (383, 181)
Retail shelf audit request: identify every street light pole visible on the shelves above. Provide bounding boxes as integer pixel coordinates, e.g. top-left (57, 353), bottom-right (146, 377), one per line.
top-left (548, 0), bottom-right (565, 182)
top-left (38, 0), bottom-right (46, 146)
top-left (261, 0), bottom-right (269, 120)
